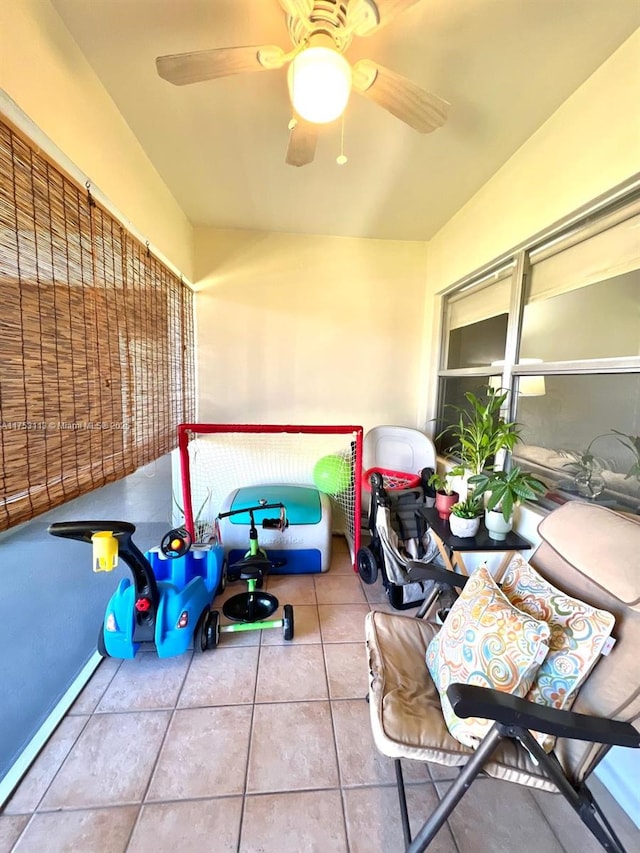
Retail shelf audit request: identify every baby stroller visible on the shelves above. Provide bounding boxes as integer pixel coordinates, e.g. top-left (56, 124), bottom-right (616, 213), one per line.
top-left (358, 468), bottom-right (455, 611)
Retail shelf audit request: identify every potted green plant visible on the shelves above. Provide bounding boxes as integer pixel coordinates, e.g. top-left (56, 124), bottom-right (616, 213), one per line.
top-left (468, 466), bottom-right (547, 540)
top-left (173, 489), bottom-right (214, 545)
top-left (427, 472), bottom-right (459, 520)
top-left (448, 494), bottom-right (483, 538)
top-left (438, 387), bottom-right (521, 478)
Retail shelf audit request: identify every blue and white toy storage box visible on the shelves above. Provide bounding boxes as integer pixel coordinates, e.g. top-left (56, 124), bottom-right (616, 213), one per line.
top-left (218, 484), bottom-right (332, 573)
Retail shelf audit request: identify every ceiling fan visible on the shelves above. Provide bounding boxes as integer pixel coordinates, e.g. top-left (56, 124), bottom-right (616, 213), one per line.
top-left (155, 0), bottom-right (449, 167)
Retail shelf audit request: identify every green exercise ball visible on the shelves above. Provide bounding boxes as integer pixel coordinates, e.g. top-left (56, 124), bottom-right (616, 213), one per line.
top-left (313, 454), bottom-right (351, 495)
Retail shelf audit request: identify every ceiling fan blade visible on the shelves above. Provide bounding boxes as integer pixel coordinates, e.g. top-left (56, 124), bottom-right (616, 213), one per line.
top-left (156, 45), bottom-right (286, 86)
top-left (277, 0), bottom-right (314, 18)
top-left (285, 117), bottom-right (318, 167)
top-left (356, 0), bottom-right (423, 34)
top-left (352, 59), bottom-right (449, 133)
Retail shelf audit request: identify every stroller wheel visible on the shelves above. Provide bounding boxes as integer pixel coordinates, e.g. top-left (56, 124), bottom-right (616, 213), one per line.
top-left (357, 547), bottom-right (378, 585)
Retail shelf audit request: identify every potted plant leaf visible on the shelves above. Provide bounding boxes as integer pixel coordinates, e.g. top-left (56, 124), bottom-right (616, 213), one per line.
top-left (438, 387), bottom-right (521, 478)
top-left (427, 472), bottom-right (459, 520)
top-left (448, 494), bottom-right (483, 538)
top-left (612, 430), bottom-right (640, 481)
top-left (560, 433), bottom-right (609, 500)
top-left (468, 466), bottom-right (547, 540)
top-left (172, 489), bottom-right (214, 545)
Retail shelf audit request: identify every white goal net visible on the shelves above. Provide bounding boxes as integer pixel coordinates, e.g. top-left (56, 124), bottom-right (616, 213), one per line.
top-left (175, 424), bottom-right (363, 563)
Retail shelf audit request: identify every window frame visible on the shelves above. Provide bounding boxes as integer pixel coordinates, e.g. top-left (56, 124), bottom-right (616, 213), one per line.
top-left (434, 177), bottom-right (640, 504)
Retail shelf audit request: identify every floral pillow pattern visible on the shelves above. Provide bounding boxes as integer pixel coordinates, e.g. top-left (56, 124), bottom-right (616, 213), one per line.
top-left (426, 564), bottom-right (550, 748)
top-left (501, 554), bottom-right (615, 750)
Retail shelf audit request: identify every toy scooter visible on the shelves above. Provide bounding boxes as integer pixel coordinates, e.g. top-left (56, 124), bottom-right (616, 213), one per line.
top-left (48, 520), bottom-right (224, 659)
top-left (216, 501), bottom-right (294, 641)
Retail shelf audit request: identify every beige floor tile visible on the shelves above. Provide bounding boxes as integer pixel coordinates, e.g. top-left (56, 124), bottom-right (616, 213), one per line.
top-left (329, 539), bottom-right (357, 574)
top-left (178, 646), bottom-right (259, 707)
top-left (146, 705), bottom-right (252, 800)
top-left (40, 712), bottom-right (170, 809)
top-left (128, 797), bottom-right (242, 853)
top-left (331, 699), bottom-right (430, 786)
top-left (360, 578), bottom-right (388, 604)
top-left (343, 784), bottom-right (457, 853)
top-left (368, 599), bottom-right (420, 617)
top-left (436, 777), bottom-right (564, 852)
top-left (266, 573), bottom-right (317, 604)
top-left (314, 575), bottom-right (367, 605)
top-left (255, 644), bottom-right (328, 702)
top-left (3, 716), bottom-right (89, 814)
top-left (240, 789), bottom-right (348, 852)
top-left (318, 605), bottom-right (370, 643)
top-left (247, 701), bottom-right (338, 793)
top-left (324, 643), bottom-right (369, 700)
top-left (12, 806), bottom-right (138, 853)
top-left (532, 785), bottom-right (640, 853)
top-left (217, 623), bottom-right (263, 646)
top-left (68, 657), bottom-right (121, 715)
top-left (426, 761), bottom-right (461, 782)
top-left (331, 535), bottom-right (352, 556)
top-left (96, 652), bottom-right (190, 712)
top-left (0, 815), bottom-right (29, 851)
top-left (330, 559), bottom-right (358, 576)
top-left (261, 604), bottom-right (321, 645)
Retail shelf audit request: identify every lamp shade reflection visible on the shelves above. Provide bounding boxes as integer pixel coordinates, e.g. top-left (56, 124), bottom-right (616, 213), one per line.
top-left (489, 359), bottom-right (546, 397)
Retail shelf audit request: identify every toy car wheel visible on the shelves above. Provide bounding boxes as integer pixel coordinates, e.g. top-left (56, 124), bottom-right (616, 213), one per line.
top-left (216, 560), bottom-right (228, 595)
top-left (283, 604), bottom-right (294, 641)
top-left (357, 547), bottom-right (378, 585)
top-left (204, 610), bottom-right (220, 649)
top-left (97, 626), bottom-right (109, 658)
top-left (195, 609), bottom-right (216, 653)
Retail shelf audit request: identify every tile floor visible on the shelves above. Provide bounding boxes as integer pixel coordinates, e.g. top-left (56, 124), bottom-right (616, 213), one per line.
top-left (2, 537), bottom-right (638, 853)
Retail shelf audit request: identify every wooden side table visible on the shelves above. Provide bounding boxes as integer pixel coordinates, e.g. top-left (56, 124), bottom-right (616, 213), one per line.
top-left (424, 508), bottom-right (532, 582)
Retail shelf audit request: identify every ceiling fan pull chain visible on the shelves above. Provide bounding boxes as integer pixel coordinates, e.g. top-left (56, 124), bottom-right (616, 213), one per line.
top-left (337, 113), bottom-right (348, 165)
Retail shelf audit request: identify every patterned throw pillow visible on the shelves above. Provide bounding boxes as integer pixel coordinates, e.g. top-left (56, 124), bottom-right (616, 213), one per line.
top-left (502, 554), bottom-right (615, 750)
top-left (426, 564), bottom-right (551, 748)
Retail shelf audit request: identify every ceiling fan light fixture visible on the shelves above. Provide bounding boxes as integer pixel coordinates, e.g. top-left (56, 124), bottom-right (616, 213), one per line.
top-left (288, 46), bottom-right (352, 124)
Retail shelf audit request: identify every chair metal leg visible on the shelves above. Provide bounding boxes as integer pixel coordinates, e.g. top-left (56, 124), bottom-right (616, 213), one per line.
top-left (395, 759), bottom-right (412, 848)
top-left (415, 586), bottom-right (440, 620)
top-left (517, 729), bottom-right (628, 853)
top-left (406, 725), bottom-right (505, 853)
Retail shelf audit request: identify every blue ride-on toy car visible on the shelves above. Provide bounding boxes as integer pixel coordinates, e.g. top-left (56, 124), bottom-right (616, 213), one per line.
top-left (48, 520), bottom-right (225, 659)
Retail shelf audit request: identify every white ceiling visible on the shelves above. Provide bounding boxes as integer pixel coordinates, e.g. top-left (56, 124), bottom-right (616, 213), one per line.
top-left (50, 0), bottom-right (639, 241)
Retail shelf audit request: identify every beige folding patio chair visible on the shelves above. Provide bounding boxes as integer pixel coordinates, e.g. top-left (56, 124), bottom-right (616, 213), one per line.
top-left (365, 501), bottom-right (640, 852)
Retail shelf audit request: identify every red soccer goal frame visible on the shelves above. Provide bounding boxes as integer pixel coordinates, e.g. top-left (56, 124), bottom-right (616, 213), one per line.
top-left (177, 423), bottom-right (363, 569)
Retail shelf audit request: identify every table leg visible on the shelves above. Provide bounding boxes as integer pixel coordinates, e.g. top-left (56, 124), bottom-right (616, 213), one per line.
top-left (432, 533), bottom-right (454, 572)
top-left (452, 552), bottom-right (470, 576)
top-left (495, 551), bottom-right (516, 583)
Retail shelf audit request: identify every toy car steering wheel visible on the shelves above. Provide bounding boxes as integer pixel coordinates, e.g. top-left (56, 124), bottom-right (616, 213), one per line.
top-left (160, 527), bottom-right (193, 558)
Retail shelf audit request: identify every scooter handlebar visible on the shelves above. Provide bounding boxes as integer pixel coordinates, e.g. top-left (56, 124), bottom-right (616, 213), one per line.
top-left (48, 520), bottom-right (136, 544)
top-left (217, 502), bottom-right (285, 520)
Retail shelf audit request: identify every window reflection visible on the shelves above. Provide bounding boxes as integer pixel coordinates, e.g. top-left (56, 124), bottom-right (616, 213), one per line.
top-left (522, 271), bottom-right (640, 362)
top-left (513, 374), bottom-right (640, 514)
top-left (447, 314), bottom-right (508, 369)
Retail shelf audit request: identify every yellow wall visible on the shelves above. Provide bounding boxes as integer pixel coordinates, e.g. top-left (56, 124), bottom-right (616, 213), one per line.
top-left (0, 0), bottom-right (193, 278)
top-left (194, 229), bottom-right (429, 431)
top-left (419, 29), bottom-right (640, 423)
top-left (427, 29), bottom-right (640, 293)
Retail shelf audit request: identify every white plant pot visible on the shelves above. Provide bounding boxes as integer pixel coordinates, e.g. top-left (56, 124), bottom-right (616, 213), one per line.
top-left (449, 514), bottom-right (481, 538)
top-left (484, 508), bottom-right (512, 541)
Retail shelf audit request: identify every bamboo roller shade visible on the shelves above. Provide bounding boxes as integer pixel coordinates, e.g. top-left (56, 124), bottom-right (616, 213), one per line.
top-left (0, 119), bottom-right (196, 530)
